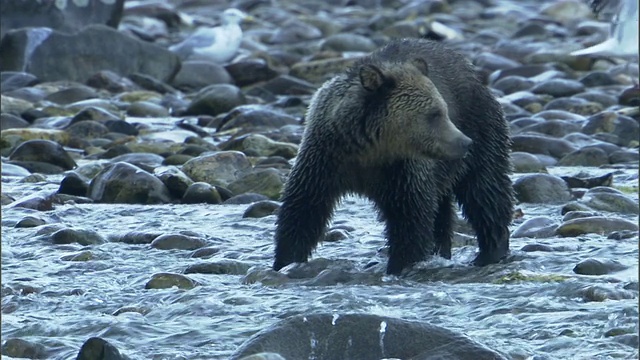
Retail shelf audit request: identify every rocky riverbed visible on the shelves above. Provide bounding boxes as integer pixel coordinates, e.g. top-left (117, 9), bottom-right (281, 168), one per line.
top-left (1, 0), bottom-right (638, 359)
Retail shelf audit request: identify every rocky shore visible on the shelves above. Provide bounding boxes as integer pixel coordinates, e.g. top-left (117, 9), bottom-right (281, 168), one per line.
top-left (1, 0), bottom-right (638, 359)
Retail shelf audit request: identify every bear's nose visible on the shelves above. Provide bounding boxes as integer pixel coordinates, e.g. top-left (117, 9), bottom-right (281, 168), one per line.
top-left (458, 136), bottom-right (472, 155)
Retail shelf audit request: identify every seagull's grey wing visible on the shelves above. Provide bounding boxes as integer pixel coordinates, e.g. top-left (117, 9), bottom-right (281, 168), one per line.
top-left (169, 28), bottom-right (218, 59)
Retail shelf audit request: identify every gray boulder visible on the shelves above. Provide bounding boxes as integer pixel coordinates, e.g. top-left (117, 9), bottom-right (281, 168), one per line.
top-left (87, 162), bottom-right (172, 204)
top-left (0, 0), bottom-right (125, 39)
top-left (230, 313), bottom-right (506, 360)
top-left (0, 25), bottom-right (180, 83)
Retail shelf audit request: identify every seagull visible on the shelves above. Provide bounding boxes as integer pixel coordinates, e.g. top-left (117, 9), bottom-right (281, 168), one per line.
top-left (169, 8), bottom-right (249, 64)
top-left (571, 0), bottom-right (639, 59)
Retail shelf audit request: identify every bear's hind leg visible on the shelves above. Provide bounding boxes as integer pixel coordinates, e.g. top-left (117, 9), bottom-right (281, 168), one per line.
top-left (455, 167), bottom-right (513, 266)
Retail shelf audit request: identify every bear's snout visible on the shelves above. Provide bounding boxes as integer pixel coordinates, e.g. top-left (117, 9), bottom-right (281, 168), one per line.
top-left (439, 132), bottom-right (472, 160)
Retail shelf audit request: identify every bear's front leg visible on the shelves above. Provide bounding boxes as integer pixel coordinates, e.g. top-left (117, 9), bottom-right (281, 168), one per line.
top-left (273, 156), bottom-right (340, 271)
top-left (373, 160), bottom-right (439, 275)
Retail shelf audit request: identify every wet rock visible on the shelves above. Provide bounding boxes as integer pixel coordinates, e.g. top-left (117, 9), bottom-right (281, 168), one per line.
top-left (267, 20), bottom-right (323, 44)
top-left (1, 113), bottom-right (29, 130)
top-left (290, 57), bottom-right (358, 84)
top-left (145, 272), bottom-right (198, 290)
top-left (221, 134), bottom-right (298, 159)
top-left (579, 71), bottom-right (619, 87)
top-left (520, 243), bottom-right (555, 252)
top-left (154, 166), bottom-right (194, 199)
top-left (243, 200), bottom-right (280, 218)
top-left (251, 75), bottom-right (317, 96)
top-left (573, 258), bottom-right (629, 276)
top-left (321, 33), bottom-right (377, 53)
top-left (126, 101), bottom-right (170, 118)
top-left (1, 338), bottom-right (48, 359)
top-left (66, 120), bottom-right (110, 139)
top-left (557, 147), bottom-right (609, 166)
top-left (228, 168), bottom-right (285, 200)
top-left (512, 217), bottom-right (558, 238)
top-left (15, 216), bottom-right (47, 228)
top-left (86, 70), bottom-right (139, 93)
top-left (579, 285), bottom-right (636, 302)
top-left (218, 106), bottom-right (299, 133)
top-left (543, 98), bottom-right (602, 116)
top-left (150, 234), bottom-right (207, 250)
top-left (582, 112), bottom-right (639, 147)
top-left (492, 76), bottom-right (534, 95)
top-left (562, 210), bottom-right (600, 221)
top-left (473, 52), bottom-right (521, 72)
top-left (0, 0), bottom-right (125, 39)
top-left (8, 139), bottom-right (76, 170)
top-left (619, 86), bottom-right (640, 106)
top-left (184, 84), bottom-right (246, 117)
top-left (1, 95), bottom-right (33, 116)
top-left (184, 259), bottom-right (252, 275)
top-left (607, 230), bottom-right (638, 240)
top-left (230, 313), bottom-right (507, 360)
top-left (556, 216), bottom-right (639, 237)
top-left (171, 61), bottom-right (233, 91)
top-left (511, 135), bottom-right (577, 159)
top-left (113, 231), bottom-right (160, 245)
top-left (324, 228), bottom-right (350, 242)
top-left (50, 228), bottom-right (107, 246)
top-left (6, 192), bottom-right (54, 211)
top-left (20, 173), bottom-right (46, 183)
top-left (225, 59), bottom-right (280, 87)
top-left (182, 151), bottom-right (252, 187)
top-left (60, 250), bottom-right (94, 262)
top-left (224, 193), bottom-right (270, 205)
top-left (109, 153), bottom-right (165, 170)
top-left (189, 247), bottom-right (222, 260)
top-left (1, 71), bottom-right (39, 93)
top-left (58, 172), bottom-right (90, 197)
top-left (182, 182), bottom-right (222, 204)
top-left (511, 152), bottom-right (546, 173)
top-left (71, 106), bottom-right (120, 123)
top-left (514, 174), bottom-right (572, 204)
top-left (561, 172), bottom-right (613, 189)
top-left (609, 150), bottom-right (639, 164)
top-left (87, 162), bottom-right (172, 204)
top-left (1, 162), bottom-right (31, 177)
top-left (581, 191), bottom-right (639, 214)
top-left (0, 25), bottom-right (180, 83)
top-left (519, 121), bottom-right (581, 138)
top-left (45, 86), bottom-right (98, 105)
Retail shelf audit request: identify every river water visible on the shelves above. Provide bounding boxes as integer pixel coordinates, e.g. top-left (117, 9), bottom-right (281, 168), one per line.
top-left (1, 166), bottom-right (638, 359)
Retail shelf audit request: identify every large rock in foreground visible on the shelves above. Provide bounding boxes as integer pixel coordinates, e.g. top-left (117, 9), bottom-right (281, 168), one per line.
top-left (230, 313), bottom-right (506, 360)
top-left (87, 162), bottom-right (172, 204)
top-left (0, 25), bottom-right (180, 83)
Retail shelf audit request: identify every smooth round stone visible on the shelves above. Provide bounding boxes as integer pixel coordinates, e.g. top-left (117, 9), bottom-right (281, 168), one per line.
top-left (182, 151), bottom-right (252, 188)
top-left (218, 106), bottom-right (299, 133)
top-left (0, 113), bottom-right (29, 130)
top-left (171, 61), bottom-right (233, 91)
top-left (1, 72), bottom-right (39, 92)
top-left (492, 76), bottom-right (535, 95)
top-left (557, 216), bottom-right (639, 237)
top-left (1, 338), bottom-right (48, 359)
top-left (44, 85), bottom-right (98, 105)
top-left (145, 272), bottom-right (199, 289)
top-left (86, 70), bottom-right (139, 93)
top-left (1, 162), bottom-right (31, 177)
top-left (224, 193), bottom-right (270, 205)
top-left (579, 71), bottom-right (620, 87)
top-left (87, 162), bottom-right (171, 204)
top-left (9, 139), bottom-right (76, 170)
top-left (320, 33), bottom-right (377, 53)
top-left (154, 166), bottom-right (193, 198)
top-left (109, 152), bottom-right (165, 169)
top-left (225, 59), bottom-right (279, 87)
top-left (1, 94), bottom-right (34, 115)
top-left (581, 191), bottom-right (639, 215)
top-left (184, 84), bottom-right (246, 116)
top-left (511, 134), bottom-right (577, 159)
top-left (71, 106), bottom-right (120, 123)
top-left (543, 97), bottom-right (603, 116)
top-left (512, 216), bottom-right (558, 239)
top-left (519, 120), bottom-right (581, 138)
top-left (58, 172), bottom-right (89, 197)
top-left (184, 260), bottom-right (251, 275)
top-left (609, 150), bottom-right (639, 164)
top-left (150, 234), bottom-right (207, 250)
top-left (242, 200), bottom-right (280, 218)
top-left (104, 120), bottom-right (138, 135)
top-left (228, 168), bottom-right (285, 200)
top-left (222, 134), bottom-right (298, 159)
top-left (65, 120), bottom-right (110, 139)
top-left (557, 147), bottom-right (609, 166)
top-left (514, 173), bottom-right (572, 204)
top-left (126, 101), bottom-right (170, 117)
top-left (573, 258), bottom-right (628, 275)
top-left (531, 79), bottom-right (585, 97)
top-left (474, 52), bottom-right (521, 72)
top-left (50, 228), bottom-right (107, 245)
top-left (182, 182), bottom-right (222, 204)
top-left (510, 152), bottom-right (546, 173)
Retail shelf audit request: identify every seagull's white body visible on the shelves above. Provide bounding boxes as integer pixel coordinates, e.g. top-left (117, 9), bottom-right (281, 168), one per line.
top-left (169, 8), bottom-right (247, 64)
top-left (571, 0), bottom-right (639, 59)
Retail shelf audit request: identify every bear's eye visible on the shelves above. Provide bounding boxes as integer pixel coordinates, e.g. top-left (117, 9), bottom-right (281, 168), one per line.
top-left (426, 109), bottom-right (442, 122)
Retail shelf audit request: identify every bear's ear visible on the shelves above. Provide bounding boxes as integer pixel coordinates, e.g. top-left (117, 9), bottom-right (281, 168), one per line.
top-left (359, 64), bottom-right (386, 92)
top-left (410, 57), bottom-right (429, 76)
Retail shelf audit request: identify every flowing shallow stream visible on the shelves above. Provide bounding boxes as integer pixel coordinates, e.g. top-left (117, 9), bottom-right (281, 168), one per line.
top-left (1, 166), bottom-right (638, 359)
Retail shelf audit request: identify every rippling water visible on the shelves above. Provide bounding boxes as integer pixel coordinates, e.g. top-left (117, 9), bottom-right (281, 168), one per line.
top-left (1, 168), bottom-right (638, 359)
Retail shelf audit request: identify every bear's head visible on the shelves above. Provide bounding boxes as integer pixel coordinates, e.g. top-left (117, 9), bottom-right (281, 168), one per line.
top-left (357, 58), bottom-right (472, 162)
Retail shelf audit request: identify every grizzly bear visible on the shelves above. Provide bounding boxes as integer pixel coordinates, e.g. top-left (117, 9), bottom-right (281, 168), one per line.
top-left (273, 38), bottom-right (514, 275)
